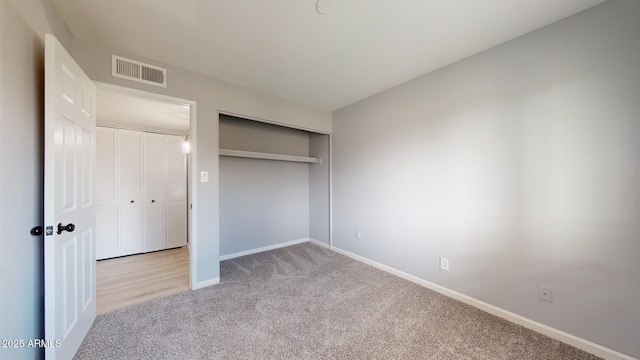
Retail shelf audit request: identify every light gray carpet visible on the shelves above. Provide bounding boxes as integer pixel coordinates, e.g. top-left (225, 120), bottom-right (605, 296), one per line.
top-left (75, 243), bottom-right (600, 359)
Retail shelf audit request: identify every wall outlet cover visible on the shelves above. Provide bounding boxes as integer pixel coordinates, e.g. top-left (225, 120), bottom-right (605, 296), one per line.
top-left (538, 284), bottom-right (552, 302)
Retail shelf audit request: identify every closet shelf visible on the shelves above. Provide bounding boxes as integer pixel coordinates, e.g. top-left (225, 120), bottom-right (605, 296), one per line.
top-left (219, 149), bottom-right (318, 163)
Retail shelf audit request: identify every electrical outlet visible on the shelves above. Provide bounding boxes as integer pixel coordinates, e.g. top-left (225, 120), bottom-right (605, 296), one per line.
top-left (355, 230), bottom-right (361, 240)
top-left (538, 284), bottom-right (552, 302)
top-left (439, 257), bottom-right (449, 271)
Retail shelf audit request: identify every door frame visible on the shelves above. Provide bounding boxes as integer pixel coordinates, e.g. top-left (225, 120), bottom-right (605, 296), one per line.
top-left (93, 81), bottom-right (198, 289)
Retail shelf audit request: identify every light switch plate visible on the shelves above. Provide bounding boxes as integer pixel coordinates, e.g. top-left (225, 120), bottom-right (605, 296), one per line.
top-left (200, 171), bottom-right (209, 183)
top-left (440, 257), bottom-right (449, 271)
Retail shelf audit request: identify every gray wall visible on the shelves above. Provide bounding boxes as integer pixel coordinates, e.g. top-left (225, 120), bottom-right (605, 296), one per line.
top-left (0, 1), bottom-right (71, 359)
top-left (309, 134), bottom-right (330, 245)
top-left (219, 114), bottom-right (310, 155)
top-left (332, 1), bottom-right (640, 358)
top-left (70, 38), bottom-right (331, 285)
top-left (219, 158), bottom-right (310, 255)
top-left (219, 115), bottom-right (310, 256)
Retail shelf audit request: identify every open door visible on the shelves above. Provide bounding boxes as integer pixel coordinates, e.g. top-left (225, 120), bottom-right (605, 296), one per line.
top-left (44, 34), bottom-right (96, 359)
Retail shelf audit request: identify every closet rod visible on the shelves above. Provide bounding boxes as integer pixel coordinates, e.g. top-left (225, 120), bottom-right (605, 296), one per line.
top-left (219, 149), bottom-right (318, 164)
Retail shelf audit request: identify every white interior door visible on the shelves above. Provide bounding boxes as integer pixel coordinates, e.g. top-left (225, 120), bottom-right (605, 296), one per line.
top-left (44, 34), bottom-right (96, 360)
top-left (143, 132), bottom-right (167, 252)
top-left (166, 135), bottom-right (188, 248)
top-left (117, 129), bottom-right (143, 256)
top-left (95, 127), bottom-right (117, 260)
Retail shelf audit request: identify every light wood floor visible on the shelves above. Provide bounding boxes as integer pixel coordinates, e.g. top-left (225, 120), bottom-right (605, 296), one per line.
top-left (96, 247), bottom-right (190, 314)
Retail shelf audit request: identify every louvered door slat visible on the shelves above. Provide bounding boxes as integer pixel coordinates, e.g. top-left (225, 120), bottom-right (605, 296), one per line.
top-left (144, 132), bottom-right (167, 251)
top-left (166, 135), bottom-right (187, 248)
top-left (117, 129), bottom-right (142, 203)
top-left (96, 127), bottom-right (117, 259)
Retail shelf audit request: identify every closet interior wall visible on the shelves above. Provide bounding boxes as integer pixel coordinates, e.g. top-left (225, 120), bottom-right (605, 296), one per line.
top-left (219, 114), bottom-right (330, 257)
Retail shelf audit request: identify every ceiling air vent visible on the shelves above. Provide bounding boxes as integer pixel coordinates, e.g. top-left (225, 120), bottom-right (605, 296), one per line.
top-left (112, 55), bottom-right (167, 88)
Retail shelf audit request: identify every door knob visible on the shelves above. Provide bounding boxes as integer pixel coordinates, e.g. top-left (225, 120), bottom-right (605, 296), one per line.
top-left (57, 223), bottom-right (76, 235)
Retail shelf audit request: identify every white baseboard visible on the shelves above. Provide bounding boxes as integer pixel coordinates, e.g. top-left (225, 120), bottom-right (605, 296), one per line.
top-left (219, 238), bottom-right (310, 261)
top-left (309, 238), bottom-right (331, 249)
top-left (331, 246), bottom-right (635, 360)
top-left (191, 277), bottom-right (220, 290)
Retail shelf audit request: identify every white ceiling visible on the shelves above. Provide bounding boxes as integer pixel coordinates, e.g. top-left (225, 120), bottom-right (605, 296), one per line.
top-left (97, 88), bottom-right (190, 134)
top-left (53, 0), bottom-right (605, 111)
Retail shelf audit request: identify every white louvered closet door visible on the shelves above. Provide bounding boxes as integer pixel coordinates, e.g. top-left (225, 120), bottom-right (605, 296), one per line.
top-left (166, 135), bottom-right (187, 248)
top-left (95, 127), bottom-right (117, 260)
top-left (117, 129), bottom-right (143, 256)
top-left (143, 132), bottom-right (167, 252)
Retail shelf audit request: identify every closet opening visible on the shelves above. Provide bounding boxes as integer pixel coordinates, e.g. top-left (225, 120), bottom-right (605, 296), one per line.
top-left (218, 113), bottom-right (331, 261)
top-left (94, 84), bottom-right (194, 314)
